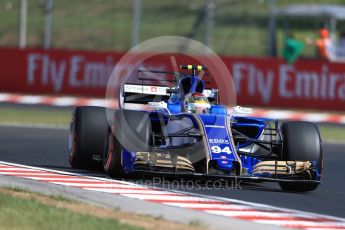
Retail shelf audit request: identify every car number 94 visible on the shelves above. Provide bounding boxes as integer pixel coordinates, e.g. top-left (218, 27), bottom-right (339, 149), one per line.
top-left (211, 146), bottom-right (231, 154)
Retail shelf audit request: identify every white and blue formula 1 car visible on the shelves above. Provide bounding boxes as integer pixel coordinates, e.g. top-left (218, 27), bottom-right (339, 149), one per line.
top-left (68, 65), bottom-right (322, 192)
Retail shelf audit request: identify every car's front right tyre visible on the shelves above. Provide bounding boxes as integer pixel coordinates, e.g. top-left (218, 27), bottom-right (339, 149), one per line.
top-left (278, 121), bottom-right (323, 192)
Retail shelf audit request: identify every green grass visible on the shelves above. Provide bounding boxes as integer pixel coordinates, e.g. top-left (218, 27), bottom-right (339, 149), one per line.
top-left (2, 186), bottom-right (74, 203)
top-left (0, 106), bottom-right (71, 127)
top-left (0, 190), bottom-right (142, 230)
top-left (1, 0), bottom-right (345, 56)
top-left (48, 194), bottom-right (75, 203)
top-left (2, 186), bottom-right (29, 193)
top-left (318, 124), bottom-right (345, 143)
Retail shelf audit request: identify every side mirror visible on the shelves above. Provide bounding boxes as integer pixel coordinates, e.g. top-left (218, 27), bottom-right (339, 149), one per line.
top-left (167, 88), bottom-right (178, 94)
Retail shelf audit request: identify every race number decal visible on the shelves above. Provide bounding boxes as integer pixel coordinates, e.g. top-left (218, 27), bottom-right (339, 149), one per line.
top-left (211, 146), bottom-right (231, 154)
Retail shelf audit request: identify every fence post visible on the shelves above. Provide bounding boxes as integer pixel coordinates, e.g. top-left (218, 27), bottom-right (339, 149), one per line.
top-left (204, 0), bottom-right (214, 52)
top-left (131, 0), bottom-right (142, 47)
top-left (268, 0), bottom-right (277, 57)
top-left (19, 0), bottom-right (27, 49)
top-left (44, 0), bottom-right (54, 49)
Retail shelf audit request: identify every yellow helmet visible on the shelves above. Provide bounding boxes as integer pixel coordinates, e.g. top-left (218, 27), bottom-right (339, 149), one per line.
top-left (183, 93), bottom-right (210, 114)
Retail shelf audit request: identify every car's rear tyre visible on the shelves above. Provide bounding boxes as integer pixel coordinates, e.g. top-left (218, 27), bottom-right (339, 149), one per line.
top-left (68, 106), bottom-right (109, 169)
top-left (278, 121), bottom-right (322, 192)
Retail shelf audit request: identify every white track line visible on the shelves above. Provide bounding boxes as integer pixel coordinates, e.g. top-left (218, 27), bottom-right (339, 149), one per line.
top-left (205, 210), bottom-right (294, 218)
top-left (50, 182), bottom-right (141, 188)
top-left (83, 188), bottom-right (174, 195)
top-left (163, 203), bottom-right (255, 210)
top-left (253, 220), bottom-right (345, 227)
top-left (121, 194), bottom-right (206, 201)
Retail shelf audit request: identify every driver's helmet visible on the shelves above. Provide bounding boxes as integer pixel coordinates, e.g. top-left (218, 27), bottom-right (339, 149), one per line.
top-left (183, 92), bottom-right (210, 114)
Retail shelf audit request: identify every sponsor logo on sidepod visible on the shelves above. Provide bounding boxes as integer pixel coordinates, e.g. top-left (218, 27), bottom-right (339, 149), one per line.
top-left (205, 125), bottom-right (225, 129)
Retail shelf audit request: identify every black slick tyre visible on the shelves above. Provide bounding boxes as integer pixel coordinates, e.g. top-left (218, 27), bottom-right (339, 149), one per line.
top-left (68, 106), bottom-right (109, 169)
top-left (278, 121), bottom-right (322, 192)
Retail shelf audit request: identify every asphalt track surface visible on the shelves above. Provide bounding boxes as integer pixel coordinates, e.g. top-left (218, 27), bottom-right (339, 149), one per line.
top-left (0, 125), bottom-right (344, 219)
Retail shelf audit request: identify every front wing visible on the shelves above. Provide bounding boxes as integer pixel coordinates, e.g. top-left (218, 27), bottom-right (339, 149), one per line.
top-left (125, 170), bottom-right (321, 186)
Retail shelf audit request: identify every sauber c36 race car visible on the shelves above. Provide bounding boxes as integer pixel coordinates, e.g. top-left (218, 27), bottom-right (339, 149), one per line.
top-left (68, 64), bottom-right (323, 192)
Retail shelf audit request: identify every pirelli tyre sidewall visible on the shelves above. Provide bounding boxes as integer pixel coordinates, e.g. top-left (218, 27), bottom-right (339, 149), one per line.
top-left (279, 121), bottom-right (323, 192)
top-left (68, 106), bottom-right (109, 169)
top-left (103, 127), bottom-right (124, 178)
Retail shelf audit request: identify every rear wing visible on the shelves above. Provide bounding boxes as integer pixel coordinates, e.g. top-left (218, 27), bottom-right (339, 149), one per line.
top-left (122, 83), bottom-right (218, 104)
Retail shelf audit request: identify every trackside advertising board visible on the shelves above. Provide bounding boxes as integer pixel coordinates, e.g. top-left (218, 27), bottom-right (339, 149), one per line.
top-left (0, 47), bottom-right (345, 111)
